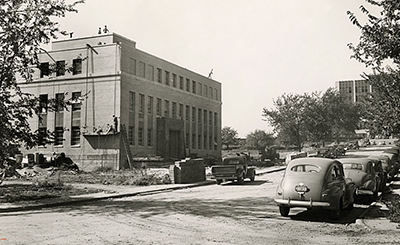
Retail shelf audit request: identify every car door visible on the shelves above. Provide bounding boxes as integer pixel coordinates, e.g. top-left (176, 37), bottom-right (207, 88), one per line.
top-left (326, 163), bottom-right (344, 206)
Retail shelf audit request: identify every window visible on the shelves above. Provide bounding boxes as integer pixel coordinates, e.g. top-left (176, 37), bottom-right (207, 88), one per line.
top-left (38, 94), bottom-right (48, 146)
top-left (71, 92), bottom-right (81, 146)
top-left (192, 134), bottom-right (196, 149)
top-left (204, 85), bottom-right (208, 97)
top-left (147, 128), bottom-right (152, 147)
top-left (198, 83), bottom-right (202, 96)
top-left (198, 108), bottom-right (202, 124)
top-left (164, 100), bottom-right (170, 117)
top-left (172, 102), bottom-right (177, 119)
top-left (186, 78), bottom-right (190, 92)
top-left (192, 81), bottom-right (196, 94)
top-left (165, 71), bottom-right (170, 85)
top-left (290, 165), bottom-right (321, 173)
top-left (192, 107), bottom-right (196, 123)
top-left (185, 105), bottom-right (190, 121)
top-left (128, 126), bottom-right (134, 145)
top-left (73, 59), bottom-right (82, 75)
top-left (39, 94), bottom-right (48, 114)
top-left (209, 87), bottom-right (213, 99)
top-left (157, 68), bottom-right (162, 83)
top-left (54, 93), bottom-right (64, 146)
top-left (214, 88), bottom-right (218, 101)
top-left (156, 98), bottom-right (162, 117)
top-left (139, 94), bottom-right (145, 118)
top-left (172, 73), bottom-right (177, 87)
top-left (56, 61), bottom-right (65, 76)
top-left (179, 76), bottom-right (184, 90)
top-left (40, 62), bottom-right (49, 78)
top-left (138, 125), bottom-right (144, 146)
top-left (138, 61), bottom-right (145, 78)
top-left (148, 96), bottom-right (153, 115)
top-left (129, 92), bottom-right (135, 111)
top-left (179, 104), bottom-right (183, 119)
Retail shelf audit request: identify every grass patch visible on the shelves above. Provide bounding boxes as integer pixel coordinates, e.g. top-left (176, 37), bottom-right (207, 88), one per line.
top-left (383, 195), bottom-right (400, 223)
top-left (59, 169), bottom-right (171, 186)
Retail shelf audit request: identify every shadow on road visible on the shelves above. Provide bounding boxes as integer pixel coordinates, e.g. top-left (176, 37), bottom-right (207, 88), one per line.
top-left (221, 180), bottom-right (270, 186)
top-left (289, 207), bottom-right (366, 224)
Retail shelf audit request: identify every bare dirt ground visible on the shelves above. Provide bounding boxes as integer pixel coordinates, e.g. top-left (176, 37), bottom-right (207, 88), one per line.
top-left (1, 169), bottom-right (399, 245)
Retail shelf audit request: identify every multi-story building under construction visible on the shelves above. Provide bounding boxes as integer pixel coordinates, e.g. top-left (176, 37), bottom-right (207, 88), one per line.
top-left (18, 33), bottom-right (222, 170)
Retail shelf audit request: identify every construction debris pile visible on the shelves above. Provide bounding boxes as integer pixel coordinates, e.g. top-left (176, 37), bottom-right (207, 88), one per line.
top-left (1, 152), bottom-right (79, 179)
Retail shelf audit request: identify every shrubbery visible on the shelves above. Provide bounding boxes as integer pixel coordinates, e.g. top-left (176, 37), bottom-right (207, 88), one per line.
top-left (383, 195), bottom-right (400, 223)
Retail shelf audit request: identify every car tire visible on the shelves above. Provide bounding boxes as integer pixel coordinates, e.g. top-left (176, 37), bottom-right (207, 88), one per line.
top-left (279, 206), bottom-right (290, 217)
top-left (237, 174), bottom-right (244, 185)
top-left (250, 170), bottom-right (255, 181)
top-left (329, 198), bottom-right (342, 220)
top-left (216, 179), bottom-right (222, 185)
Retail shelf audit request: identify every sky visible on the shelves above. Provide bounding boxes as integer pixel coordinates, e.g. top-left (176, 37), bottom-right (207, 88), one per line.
top-left (55, 0), bottom-right (373, 137)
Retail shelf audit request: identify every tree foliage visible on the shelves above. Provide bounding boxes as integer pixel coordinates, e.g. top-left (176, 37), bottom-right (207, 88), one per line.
top-left (348, 0), bottom-right (400, 137)
top-left (244, 130), bottom-right (275, 152)
top-left (0, 0), bottom-right (84, 161)
top-left (347, 0), bottom-right (400, 68)
top-left (221, 126), bottom-right (239, 150)
top-left (263, 89), bottom-right (360, 151)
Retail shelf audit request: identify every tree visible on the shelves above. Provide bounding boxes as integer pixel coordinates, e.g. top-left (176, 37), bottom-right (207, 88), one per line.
top-left (244, 129), bottom-right (275, 152)
top-left (0, 0), bottom-right (84, 162)
top-left (262, 93), bottom-right (309, 152)
top-left (263, 89), bottom-right (360, 151)
top-left (348, 0), bottom-right (400, 137)
top-left (221, 126), bottom-right (239, 150)
top-left (320, 88), bottom-right (360, 142)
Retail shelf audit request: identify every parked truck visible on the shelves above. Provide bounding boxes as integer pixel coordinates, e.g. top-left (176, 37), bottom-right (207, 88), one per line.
top-left (211, 155), bottom-right (256, 185)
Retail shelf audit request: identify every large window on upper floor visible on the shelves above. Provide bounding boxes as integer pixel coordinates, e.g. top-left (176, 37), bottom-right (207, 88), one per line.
top-left (56, 60), bottom-right (65, 76)
top-left (72, 58), bottom-right (82, 75)
top-left (165, 71), bottom-right (170, 85)
top-left (157, 68), bottom-right (162, 83)
top-left (192, 81), bottom-right (196, 94)
top-left (40, 62), bottom-right (49, 78)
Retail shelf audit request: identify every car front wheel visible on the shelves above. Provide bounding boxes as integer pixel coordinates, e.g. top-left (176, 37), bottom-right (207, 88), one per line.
top-left (279, 206), bottom-right (290, 217)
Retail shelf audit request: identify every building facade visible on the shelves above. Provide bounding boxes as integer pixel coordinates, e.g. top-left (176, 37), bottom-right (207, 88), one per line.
top-left (335, 79), bottom-right (372, 103)
top-left (18, 33), bottom-right (222, 170)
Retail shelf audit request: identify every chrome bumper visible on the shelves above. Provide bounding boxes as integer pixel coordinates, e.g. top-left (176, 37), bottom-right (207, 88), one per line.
top-left (274, 198), bottom-right (330, 207)
top-left (356, 189), bottom-right (374, 195)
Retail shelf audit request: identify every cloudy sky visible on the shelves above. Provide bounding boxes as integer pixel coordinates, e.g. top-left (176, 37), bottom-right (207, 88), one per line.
top-left (56, 0), bottom-right (372, 137)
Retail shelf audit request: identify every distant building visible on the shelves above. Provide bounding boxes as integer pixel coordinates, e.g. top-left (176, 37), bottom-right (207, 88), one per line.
top-left (336, 79), bottom-right (373, 138)
top-left (335, 79), bottom-right (372, 103)
top-left (18, 33), bottom-right (222, 170)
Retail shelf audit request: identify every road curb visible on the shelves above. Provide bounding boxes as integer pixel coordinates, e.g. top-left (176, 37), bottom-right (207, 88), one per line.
top-left (256, 166), bottom-right (286, 176)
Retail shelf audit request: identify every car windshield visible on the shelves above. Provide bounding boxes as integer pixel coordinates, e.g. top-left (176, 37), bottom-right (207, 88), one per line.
top-left (290, 164), bottom-right (321, 173)
top-left (223, 159), bottom-right (242, 165)
top-left (343, 163), bottom-right (363, 170)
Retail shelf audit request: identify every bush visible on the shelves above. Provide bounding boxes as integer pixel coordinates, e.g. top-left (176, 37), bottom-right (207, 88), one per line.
top-left (383, 195), bottom-right (400, 223)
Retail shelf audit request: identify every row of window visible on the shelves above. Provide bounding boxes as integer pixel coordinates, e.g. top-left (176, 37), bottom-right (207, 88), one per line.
top-left (129, 58), bottom-right (219, 101)
top-left (128, 91), bottom-right (219, 150)
top-left (40, 59), bottom-right (82, 78)
top-left (38, 92), bottom-right (82, 146)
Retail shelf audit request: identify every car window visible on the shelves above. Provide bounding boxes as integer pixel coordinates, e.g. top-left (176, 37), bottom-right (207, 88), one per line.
top-left (343, 163), bottom-right (363, 170)
top-left (290, 164), bottom-right (321, 173)
top-left (224, 159), bottom-right (241, 165)
top-left (331, 165), bottom-right (342, 179)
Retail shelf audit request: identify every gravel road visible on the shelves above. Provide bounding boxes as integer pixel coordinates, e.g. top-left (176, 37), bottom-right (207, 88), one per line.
top-left (1, 170), bottom-right (399, 244)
